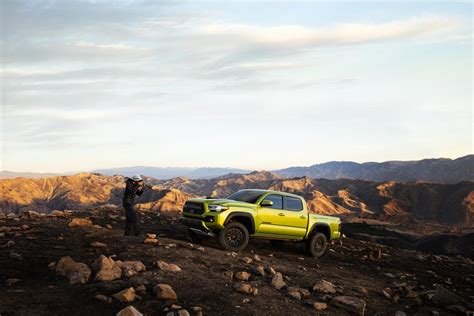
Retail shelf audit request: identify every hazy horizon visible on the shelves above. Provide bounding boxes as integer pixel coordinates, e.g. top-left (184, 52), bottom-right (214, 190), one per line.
top-left (1, 1), bottom-right (472, 173)
top-left (1, 153), bottom-right (472, 174)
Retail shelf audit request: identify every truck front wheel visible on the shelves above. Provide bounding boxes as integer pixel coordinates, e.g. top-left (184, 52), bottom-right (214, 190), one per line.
top-left (306, 232), bottom-right (328, 258)
top-left (217, 222), bottom-right (249, 251)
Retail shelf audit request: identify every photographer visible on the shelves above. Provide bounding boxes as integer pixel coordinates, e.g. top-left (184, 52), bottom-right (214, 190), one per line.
top-left (122, 175), bottom-right (151, 236)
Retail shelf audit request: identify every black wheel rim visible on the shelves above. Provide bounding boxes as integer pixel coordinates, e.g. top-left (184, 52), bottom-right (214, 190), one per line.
top-left (314, 236), bottom-right (325, 253)
top-left (226, 228), bottom-right (244, 248)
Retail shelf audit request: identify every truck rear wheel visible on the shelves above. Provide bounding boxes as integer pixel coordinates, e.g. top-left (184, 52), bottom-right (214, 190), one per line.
top-left (217, 222), bottom-right (249, 251)
top-left (306, 232), bottom-right (327, 258)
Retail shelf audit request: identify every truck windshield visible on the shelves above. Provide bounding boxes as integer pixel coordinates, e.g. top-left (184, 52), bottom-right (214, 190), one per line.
top-left (226, 190), bottom-right (264, 203)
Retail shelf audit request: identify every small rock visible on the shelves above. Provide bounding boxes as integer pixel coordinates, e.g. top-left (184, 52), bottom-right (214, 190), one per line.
top-left (234, 271), bottom-right (251, 281)
top-left (6, 278), bottom-right (21, 285)
top-left (313, 279), bottom-right (336, 294)
top-left (271, 272), bottom-right (286, 290)
top-left (105, 224), bottom-right (112, 229)
top-left (21, 224), bottom-right (29, 230)
top-left (51, 210), bottom-right (66, 217)
top-left (254, 255), bottom-right (261, 262)
top-left (90, 242), bottom-right (107, 248)
top-left (117, 260), bottom-right (146, 278)
top-left (135, 285), bottom-right (147, 295)
top-left (382, 288), bottom-right (391, 299)
top-left (156, 261), bottom-right (181, 272)
top-left (265, 266), bottom-right (277, 276)
top-left (116, 306), bottom-right (143, 316)
top-left (358, 287), bottom-right (368, 295)
top-left (147, 233), bottom-right (157, 239)
top-left (241, 257), bottom-right (253, 264)
top-left (178, 310), bottom-right (190, 316)
top-left (314, 302), bottom-right (328, 311)
top-left (233, 282), bottom-right (253, 294)
top-left (92, 255), bottom-right (122, 281)
top-left (143, 238), bottom-right (158, 244)
top-left (113, 287), bottom-right (136, 303)
top-left (395, 311), bottom-right (406, 316)
top-left (95, 294), bottom-right (112, 303)
top-left (55, 256), bottom-right (91, 284)
top-left (68, 218), bottom-right (92, 227)
top-left (48, 261), bottom-right (57, 271)
top-left (10, 252), bottom-right (23, 261)
top-left (251, 265), bottom-right (265, 276)
top-left (223, 271), bottom-right (234, 281)
top-left (331, 296), bottom-right (366, 316)
top-left (154, 284), bottom-right (177, 300)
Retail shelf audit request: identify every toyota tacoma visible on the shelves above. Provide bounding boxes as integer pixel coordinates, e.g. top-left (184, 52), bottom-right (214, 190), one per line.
top-left (179, 189), bottom-right (341, 257)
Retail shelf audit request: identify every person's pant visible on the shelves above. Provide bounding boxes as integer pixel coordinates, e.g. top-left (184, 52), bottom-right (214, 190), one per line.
top-left (124, 204), bottom-right (141, 236)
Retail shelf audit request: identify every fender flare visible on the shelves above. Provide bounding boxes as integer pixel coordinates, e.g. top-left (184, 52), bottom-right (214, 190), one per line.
top-left (224, 212), bottom-right (255, 234)
top-left (308, 223), bottom-right (331, 239)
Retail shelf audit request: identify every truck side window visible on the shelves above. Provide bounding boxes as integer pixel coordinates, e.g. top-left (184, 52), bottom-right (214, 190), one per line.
top-left (263, 194), bottom-right (283, 209)
top-left (284, 196), bottom-right (303, 211)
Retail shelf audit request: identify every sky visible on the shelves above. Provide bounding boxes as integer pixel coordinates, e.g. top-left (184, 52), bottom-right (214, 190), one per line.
top-left (1, 0), bottom-right (472, 172)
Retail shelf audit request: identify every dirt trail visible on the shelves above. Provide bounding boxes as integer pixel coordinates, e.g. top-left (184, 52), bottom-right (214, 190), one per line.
top-left (1, 209), bottom-right (473, 316)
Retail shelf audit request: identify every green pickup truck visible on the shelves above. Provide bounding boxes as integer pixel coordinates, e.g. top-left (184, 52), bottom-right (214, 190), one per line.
top-left (179, 189), bottom-right (341, 257)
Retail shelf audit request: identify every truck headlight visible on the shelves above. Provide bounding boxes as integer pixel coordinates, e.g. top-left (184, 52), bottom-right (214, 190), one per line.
top-left (209, 205), bottom-right (229, 212)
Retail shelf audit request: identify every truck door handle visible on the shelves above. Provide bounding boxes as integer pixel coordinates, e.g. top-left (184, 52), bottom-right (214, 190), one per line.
top-left (278, 213), bottom-right (285, 216)
top-left (300, 216), bottom-right (306, 219)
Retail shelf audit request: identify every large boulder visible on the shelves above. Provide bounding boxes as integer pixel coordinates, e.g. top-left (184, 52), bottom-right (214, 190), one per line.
top-left (154, 284), bottom-right (177, 300)
top-left (117, 260), bottom-right (146, 278)
top-left (55, 256), bottom-right (91, 284)
top-left (331, 296), bottom-right (366, 316)
top-left (92, 255), bottom-right (122, 281)
top-left (69, 218), bottom-right (92, 227)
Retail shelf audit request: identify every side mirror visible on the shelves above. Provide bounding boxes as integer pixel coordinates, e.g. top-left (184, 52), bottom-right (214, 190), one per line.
top-left (261, 200), bottom-right (273, 207)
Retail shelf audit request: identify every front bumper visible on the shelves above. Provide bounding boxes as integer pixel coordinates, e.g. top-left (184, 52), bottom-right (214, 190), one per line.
top-left (179, 217), bottom-right (216, 237)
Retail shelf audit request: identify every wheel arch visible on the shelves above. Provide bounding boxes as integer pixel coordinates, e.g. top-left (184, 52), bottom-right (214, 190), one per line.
top-left (308, 223), bottom-right (331, 241)
top-left (224, 212), bottom-right (255, 234)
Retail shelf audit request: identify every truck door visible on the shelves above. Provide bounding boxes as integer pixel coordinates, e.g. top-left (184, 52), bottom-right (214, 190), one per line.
top-left (255, 194), bottom-right (287, 236)
top-left (282, 196), bottom-right (308, 237)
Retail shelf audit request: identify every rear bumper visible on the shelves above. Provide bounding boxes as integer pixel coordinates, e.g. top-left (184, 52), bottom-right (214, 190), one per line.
top-left (179, 217), bottom-right (216, 237)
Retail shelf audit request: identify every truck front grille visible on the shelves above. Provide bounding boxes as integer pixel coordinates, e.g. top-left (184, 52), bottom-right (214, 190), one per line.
top-left (183, 202), bottom-right (205, 215)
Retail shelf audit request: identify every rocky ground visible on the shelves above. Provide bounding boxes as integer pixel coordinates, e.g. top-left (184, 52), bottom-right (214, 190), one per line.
top-left (1, 209), bottom-right (473, 316)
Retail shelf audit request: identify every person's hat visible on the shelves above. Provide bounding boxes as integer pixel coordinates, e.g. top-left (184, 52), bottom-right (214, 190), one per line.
top-left (131, 175), bottom-right (143, 181)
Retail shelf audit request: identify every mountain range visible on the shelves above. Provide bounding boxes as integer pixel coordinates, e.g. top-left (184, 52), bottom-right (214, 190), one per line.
top-left (1, 171), bottom-right (472, 226)
top-left (1, 155), bottom-right (472, 183)
top-left (274, 155), bottom-right (474, 183)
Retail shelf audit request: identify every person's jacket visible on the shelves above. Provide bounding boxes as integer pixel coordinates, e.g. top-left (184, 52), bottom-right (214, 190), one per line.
top-left (122, 178), bottom-right (145, 206)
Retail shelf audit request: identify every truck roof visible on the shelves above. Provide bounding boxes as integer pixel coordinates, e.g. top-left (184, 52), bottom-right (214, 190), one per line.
top-left (235, 189), bottom-right (304, 199)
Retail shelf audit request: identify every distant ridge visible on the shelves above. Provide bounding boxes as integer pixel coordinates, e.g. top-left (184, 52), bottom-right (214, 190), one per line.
top-left (2, 155), bottom-right (472, 183)
top-left (92, 166), bottom-right (251, 179)
top-left (273, 155), bottom-right (474, 184)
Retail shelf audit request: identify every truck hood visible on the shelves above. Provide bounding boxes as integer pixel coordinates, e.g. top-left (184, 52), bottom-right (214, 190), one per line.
top-left (188, 198), bottom-right (255, 209)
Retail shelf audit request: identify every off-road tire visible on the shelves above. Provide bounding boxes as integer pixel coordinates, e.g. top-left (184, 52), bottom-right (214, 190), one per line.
top-left (188, 229), bottom-right (204, 243)
top-left (306, 232), bottom-right (328, 258)
top-left (217, 222), bottom-right (249, 251)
